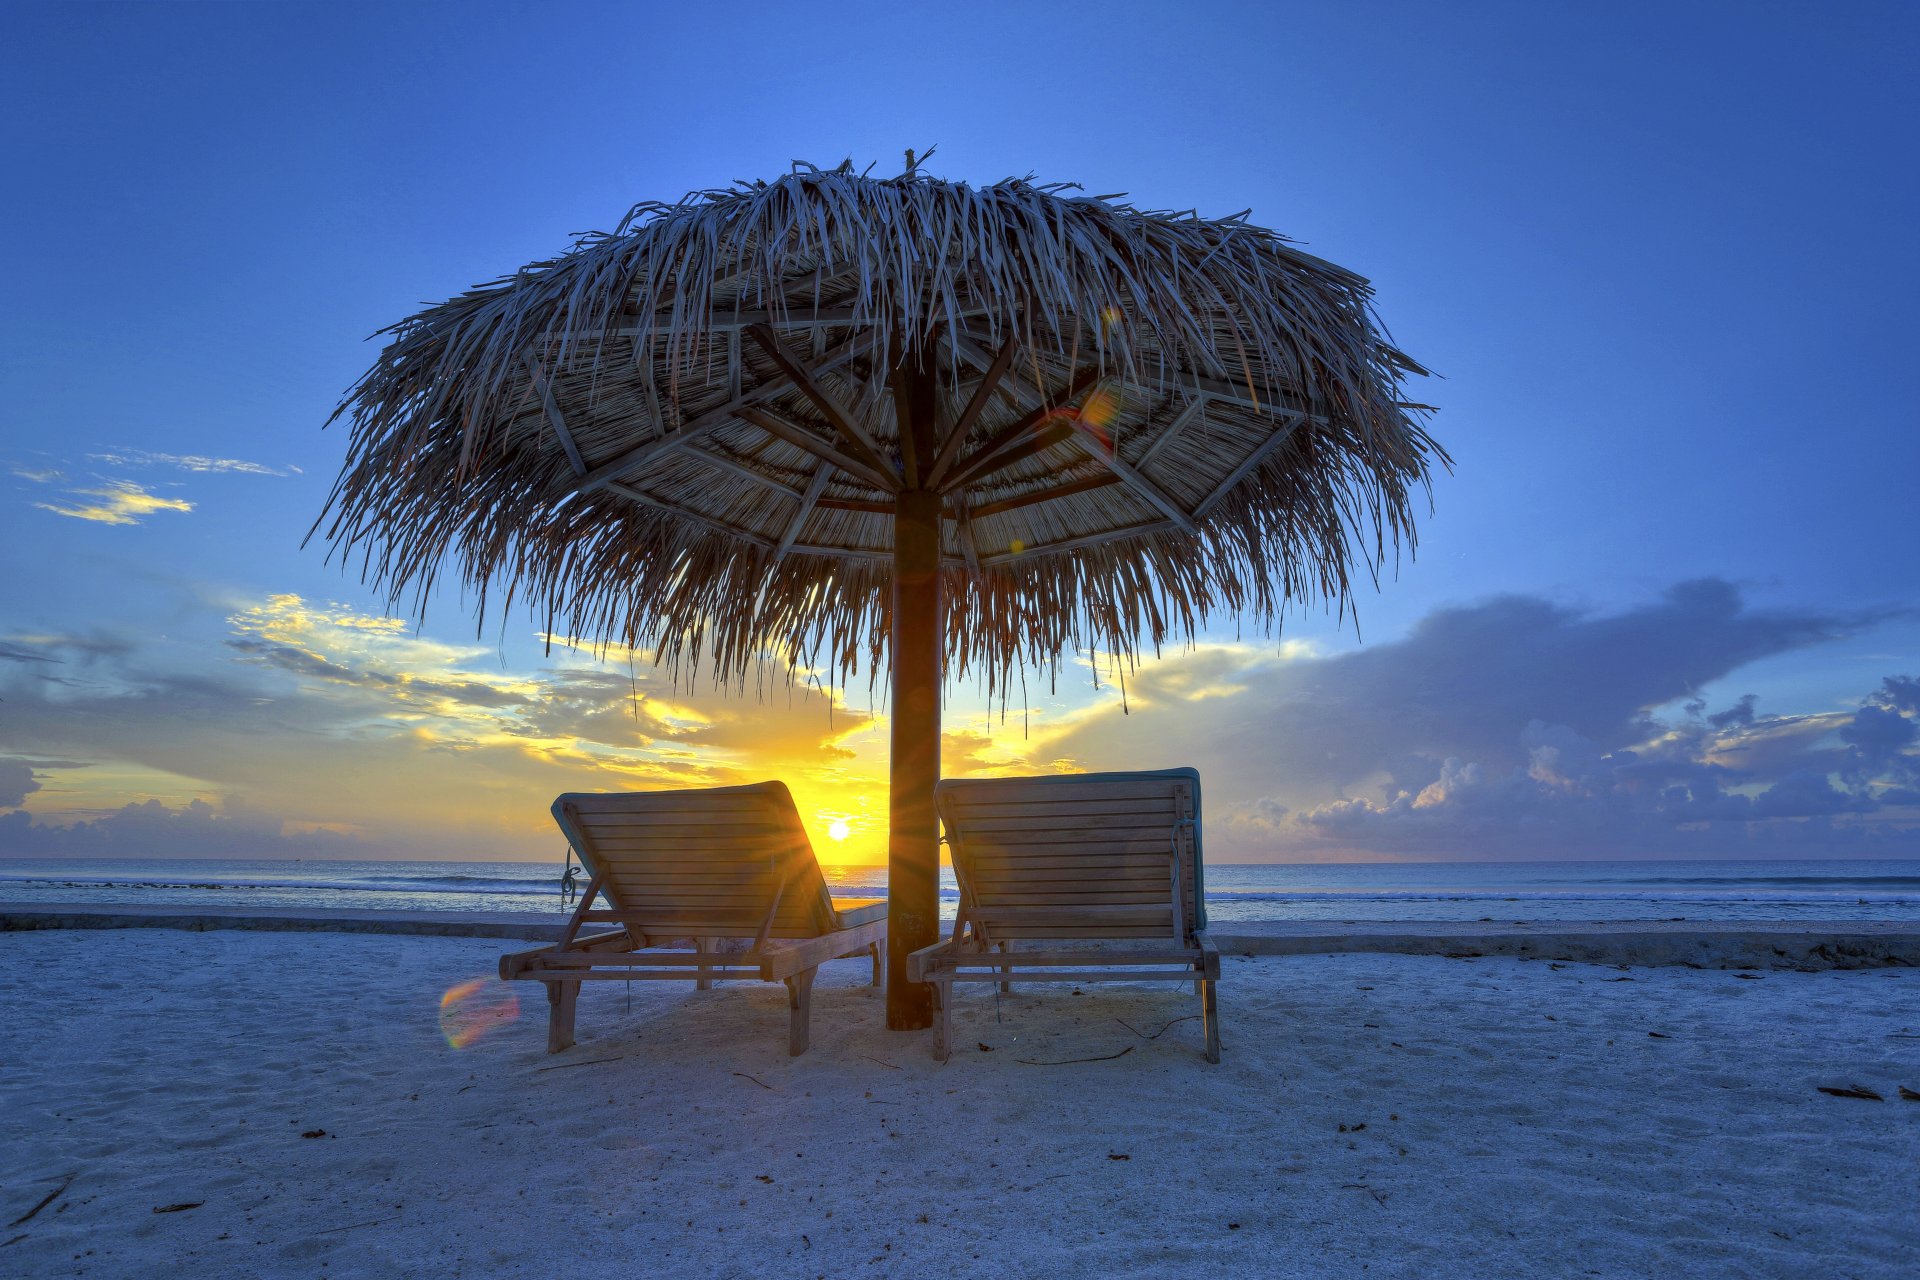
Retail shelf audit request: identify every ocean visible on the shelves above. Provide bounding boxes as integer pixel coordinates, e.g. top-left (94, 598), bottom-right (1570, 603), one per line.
top-left (2, 856), bottom-right (1917, 923)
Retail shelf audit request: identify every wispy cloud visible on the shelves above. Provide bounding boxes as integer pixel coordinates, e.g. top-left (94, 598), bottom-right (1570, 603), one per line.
top-left (0, 631), bottom-right (135, 665)
top-left (86, 448), bottom-right (300, 477)
top-left (0, 641), bottom-right (62, 666)
top-left (11, 445), bottom-right (296, 526)
top-left (35, 480), bottom-right (194, 525)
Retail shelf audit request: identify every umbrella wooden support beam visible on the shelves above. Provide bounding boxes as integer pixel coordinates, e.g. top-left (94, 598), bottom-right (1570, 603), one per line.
top-left (885, 352), bottom-right (942, 1030)
top-left (886, 486), bottom-right (941, 1029)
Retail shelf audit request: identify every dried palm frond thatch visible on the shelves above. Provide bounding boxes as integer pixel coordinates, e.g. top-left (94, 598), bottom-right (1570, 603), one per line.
top-left (317, 163), bottom-right (1443, 693)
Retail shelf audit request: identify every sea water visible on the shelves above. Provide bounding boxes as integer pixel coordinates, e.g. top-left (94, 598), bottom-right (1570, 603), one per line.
top-left (2, 856), bottom-right (1917, 923)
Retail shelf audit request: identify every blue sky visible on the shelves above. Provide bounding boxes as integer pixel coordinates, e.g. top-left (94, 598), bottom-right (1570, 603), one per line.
top-left (2, 1), bottom-right (1915, 861)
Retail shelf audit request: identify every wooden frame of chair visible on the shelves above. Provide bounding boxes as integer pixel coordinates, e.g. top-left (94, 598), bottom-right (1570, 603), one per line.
top-left (498, 783), bottom-right (885, 1056)
top-left (905, 770), bottom-right (1221, 1063)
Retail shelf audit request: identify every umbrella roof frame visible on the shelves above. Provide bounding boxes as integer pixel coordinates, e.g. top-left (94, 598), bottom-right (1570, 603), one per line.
top-left (319, 167), bottom-right (1444, 692)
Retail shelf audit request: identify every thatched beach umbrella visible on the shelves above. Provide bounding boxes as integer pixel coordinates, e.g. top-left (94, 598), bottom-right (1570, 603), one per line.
top-left (318, 160), bottom-right (1443, 1030)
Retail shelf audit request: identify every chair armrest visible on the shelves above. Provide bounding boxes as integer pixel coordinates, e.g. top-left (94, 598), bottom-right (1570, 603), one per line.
top-left (498, 929), bottom-right (632, 980)
top-left (905, 936), bottom-right (967, 984)
top-left (1194, 929), bottom-right (1222, 979)
top-left (832, 900), bottom-right (887, 929)
top-left (758, 918), bottom-right (887, 981)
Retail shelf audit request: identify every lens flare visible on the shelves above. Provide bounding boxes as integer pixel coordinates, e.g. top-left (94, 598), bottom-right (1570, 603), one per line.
top-left (439, 978), bottom-right (520, 1049)
top-left (1033, 380), bottom-right (1123, 452)
top-left (1077, 383), bottom-right (1122, 451)
top-left (1079, 383), bottom-right (1120, 430)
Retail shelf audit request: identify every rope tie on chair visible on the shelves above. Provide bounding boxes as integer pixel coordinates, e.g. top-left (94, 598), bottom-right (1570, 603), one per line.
top-left (1171, 815), bottom-right (1195, 934)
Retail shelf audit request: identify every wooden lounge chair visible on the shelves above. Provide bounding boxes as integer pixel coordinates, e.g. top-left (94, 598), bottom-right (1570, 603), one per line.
top-left (906, 768), bottom-right (1221, 1063)
top-left (499, 783), bottom-right (886, 1056)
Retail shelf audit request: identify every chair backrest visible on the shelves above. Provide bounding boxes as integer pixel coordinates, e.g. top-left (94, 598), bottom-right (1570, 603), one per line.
top-left (935, 769), bottom-right (1204, 943)
top-left (553, 782), bottom-right (838, 940)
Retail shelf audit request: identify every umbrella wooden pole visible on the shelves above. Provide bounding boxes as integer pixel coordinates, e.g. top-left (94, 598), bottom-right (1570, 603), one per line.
top-left (885, 485), bottom-right (942, 1030)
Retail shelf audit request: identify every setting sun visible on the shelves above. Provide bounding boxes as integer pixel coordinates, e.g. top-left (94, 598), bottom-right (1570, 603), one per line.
top-left (827, 818), bottom-right (851, 842)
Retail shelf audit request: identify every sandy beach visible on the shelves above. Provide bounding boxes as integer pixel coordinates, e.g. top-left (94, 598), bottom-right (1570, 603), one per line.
top-left (3, 928), bottom-right (1915, 1278)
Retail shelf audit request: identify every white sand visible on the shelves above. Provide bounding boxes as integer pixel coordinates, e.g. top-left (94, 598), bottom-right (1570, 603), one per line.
top-left (3, 930), bottom-right (1916, 1278)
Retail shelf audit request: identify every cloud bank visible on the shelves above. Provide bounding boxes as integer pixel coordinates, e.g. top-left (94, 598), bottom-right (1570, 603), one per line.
top-left (1036, 580), bottom-right (1918, 859)
top-left (0, 799), bottom-right (360, 859)
top-left (2, 578), bottom-right (1914, 862)
top-left (0, 760), bottom-right (39, 810)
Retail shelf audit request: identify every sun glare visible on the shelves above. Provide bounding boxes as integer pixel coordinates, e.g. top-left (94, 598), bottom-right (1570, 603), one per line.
top-left (827, 818), bottom-right (851, 842)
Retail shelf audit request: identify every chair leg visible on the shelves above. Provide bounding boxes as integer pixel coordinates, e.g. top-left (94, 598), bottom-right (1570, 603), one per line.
top-left (931, 978), bottom-right (952, 1062)
top-left (696, 936), bottom-right (714, 991)
top-left (1200, 977), bottom-right (1221, 1064)
top-left (998, 940), bottom-right (1013, 994)
top-left (869, 941), bottom-right (885, 990)
top-left (546, 979), bottom-right (579, 1054)
top-left (785, 967), bottom-right (816, 1057)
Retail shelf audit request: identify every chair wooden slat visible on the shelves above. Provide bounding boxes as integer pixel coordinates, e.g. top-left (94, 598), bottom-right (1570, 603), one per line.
top-left (938, 779), bottom-right (1185, 805)
top-left (964, 861), bottom-right (1176, 879)
top-left (564, 791), bottom-right (791, 813)
top-left (942, 798), bottom-right (1179, 819)
top-left (946, 812), bottom-right (1183, 833)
